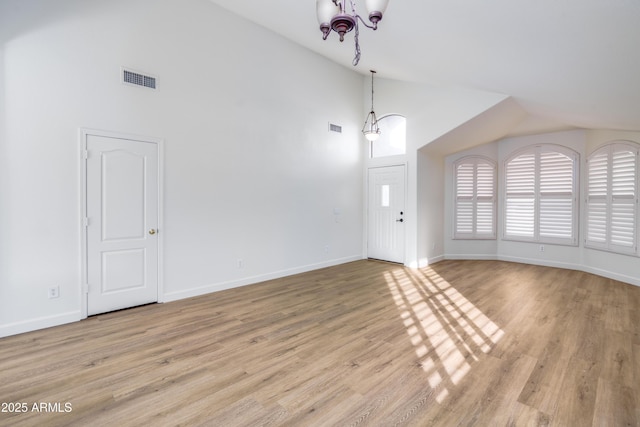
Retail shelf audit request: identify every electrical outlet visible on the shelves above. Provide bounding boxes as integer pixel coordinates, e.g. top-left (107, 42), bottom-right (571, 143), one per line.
top-left (539, 245), bottom-right (545, 252)
top-left (237, 259), bottom-right (244, 269)
top-left (324, 245), bottom-right (330, 253)
top-left (48, 286), bottom-right (60, 299)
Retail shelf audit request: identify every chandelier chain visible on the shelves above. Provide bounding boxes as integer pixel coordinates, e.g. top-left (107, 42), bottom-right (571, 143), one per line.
top-left (370, 70), bottom-right (375, 110)
top-left (353, 21), bottom-right (361, 66)
top-left (348, 0), bottom-right (361, 65)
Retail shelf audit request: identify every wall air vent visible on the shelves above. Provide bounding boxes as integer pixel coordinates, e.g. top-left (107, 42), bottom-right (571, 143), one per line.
top-left (122, 68), bottom-right (157, 89)
top-left (329, 123), bottom-right (342, 133)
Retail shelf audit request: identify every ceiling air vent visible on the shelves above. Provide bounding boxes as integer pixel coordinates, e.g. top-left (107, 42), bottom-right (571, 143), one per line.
top-left (329, 123), bottom-right (342, 133)
top-left (122, 68), bottom-right (156, 89)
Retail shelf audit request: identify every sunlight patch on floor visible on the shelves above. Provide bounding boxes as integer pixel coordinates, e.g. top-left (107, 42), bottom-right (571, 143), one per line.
top-left (385, 266), bottom-right (504, 403)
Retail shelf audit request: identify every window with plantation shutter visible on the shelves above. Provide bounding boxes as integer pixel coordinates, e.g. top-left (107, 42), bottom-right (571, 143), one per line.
top-left (586, 141), bottom-right (639, 255)
top-left (504, 145), bottom-right (578, 245)
top-left (454, 157), bottom-right (496, 239)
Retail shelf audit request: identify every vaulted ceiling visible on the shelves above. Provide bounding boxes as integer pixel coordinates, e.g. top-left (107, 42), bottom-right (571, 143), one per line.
top-left (209, 0), bottom-right (640, 134)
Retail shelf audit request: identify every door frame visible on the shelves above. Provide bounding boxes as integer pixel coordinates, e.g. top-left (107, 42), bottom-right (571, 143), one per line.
top-left (79, 128), bottom-right (164, 319)
top-left (366, 163), bottom-right (408, 264)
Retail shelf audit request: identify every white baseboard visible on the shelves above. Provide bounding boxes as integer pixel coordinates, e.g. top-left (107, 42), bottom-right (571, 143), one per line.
top-left (0, 311), bottom-right (81, 338)
top-left (163, 255), bottom-right (363, 302)
top-left (444, 254), bottom-right (498, 261)
top-left (443, 253), bottom-right (640, 288)
top-left (582, 265), bottom-right (640, 287)
top-left (5, 253), bottom-right (636, 339)
top-left (426, 254), bottom-right (445, 265)
top-left (497, 255), bottom-right (582, 272)
top-left (445, 253), bottom-right (580, 271)
top-left (406, 255), bottom-right (446, 269)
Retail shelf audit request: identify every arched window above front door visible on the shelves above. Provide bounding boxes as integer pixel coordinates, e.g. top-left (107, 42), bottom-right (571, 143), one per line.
top-left (370, 114), bottom-right (406, 158)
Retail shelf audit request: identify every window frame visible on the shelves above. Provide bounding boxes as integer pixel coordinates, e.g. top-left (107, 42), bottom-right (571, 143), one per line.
top-left (369, 114), bottom-right (406, 159)
top-left (503, 144), bottom-right (579, 246)
top-left (585, 141), bottom-right (639, 256)
top-left (453, 156), bottom-right (497, 240)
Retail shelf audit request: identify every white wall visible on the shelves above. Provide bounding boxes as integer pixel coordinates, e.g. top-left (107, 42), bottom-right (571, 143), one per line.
top-left (444, 129), bottom-right (640, 286)
top-left (0, 0), bottom-right (365, 336)
top-left (7, 1), bottom-right (626, 338)
top-left (417, 147), bottom-right (445, 265)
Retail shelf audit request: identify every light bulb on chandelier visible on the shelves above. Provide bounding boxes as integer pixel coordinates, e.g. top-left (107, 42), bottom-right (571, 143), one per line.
top-left (316, 0), bottom-right (389, 66)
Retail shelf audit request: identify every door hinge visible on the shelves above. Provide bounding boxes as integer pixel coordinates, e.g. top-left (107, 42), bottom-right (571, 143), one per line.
top-left (83, 150), bottom-right (89, 160)
top-left (83, 217), bottom-right (89, 227)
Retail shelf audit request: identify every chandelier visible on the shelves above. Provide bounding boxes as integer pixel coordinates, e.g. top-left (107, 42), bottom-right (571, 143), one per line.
top-left (362, 70), bottom-right (380, 141)
top-left (316, 0), bottom-right (389, 66)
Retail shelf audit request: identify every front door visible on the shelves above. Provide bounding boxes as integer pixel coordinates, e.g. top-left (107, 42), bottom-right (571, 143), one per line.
top-left (85, 133), bottom-right (159, 316)
top-left (368, 165), bottom-right (406, 263)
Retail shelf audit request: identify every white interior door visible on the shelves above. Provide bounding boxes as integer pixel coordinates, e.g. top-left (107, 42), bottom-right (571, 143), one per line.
top-left (368, 165), bottom-right (406, 263)
top-left (85, 134), bottom-right (159, 316)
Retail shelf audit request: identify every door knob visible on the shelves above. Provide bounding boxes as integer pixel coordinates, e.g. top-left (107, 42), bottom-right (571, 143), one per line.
top-left (149, 229), bottom-right (156, 235)
top-left (396, 218), bottom-right (404, 222)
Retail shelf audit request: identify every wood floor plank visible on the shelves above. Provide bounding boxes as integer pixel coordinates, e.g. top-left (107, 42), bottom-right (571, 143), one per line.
top-left (600, 330), bottom-right (634, 388)
top-left (1, 259), bottom-right (639, 426)
top-left (591, 378), bottom-right (636, 427)
top-left (635, 343), bottom-right (640, 424)
top-left (551, 356), bottom-right (599, 426)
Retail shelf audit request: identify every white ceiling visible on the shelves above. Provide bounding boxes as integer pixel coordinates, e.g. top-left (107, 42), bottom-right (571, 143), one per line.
top-left (208, 0), bottom-right (640, 133)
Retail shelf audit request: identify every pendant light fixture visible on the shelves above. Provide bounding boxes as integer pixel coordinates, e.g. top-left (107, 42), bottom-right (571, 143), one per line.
top-left (362, 70), bottom-right (380, 142)
top-left (316, 0), bottom-right (390, 66)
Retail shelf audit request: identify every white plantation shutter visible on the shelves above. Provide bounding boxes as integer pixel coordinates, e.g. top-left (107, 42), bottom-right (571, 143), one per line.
top-left (505, 152), bottom-right (535, 239)
top-left (454, 157), bottom-right (496, 239)
top-left (476, 161), bottom-right (495, 236)
top-left (586, 142), bottom-right (639, 255)
top-left (504, 145), bottom-right (578, 245)
top-left (455, 162), bottom-right (474, 236)
top-left (611, 149), bottom-right (636, 249)
top-left (539, 150), bottom-right (575, 241)
top-left (586, 151), bottom-right (608, 246)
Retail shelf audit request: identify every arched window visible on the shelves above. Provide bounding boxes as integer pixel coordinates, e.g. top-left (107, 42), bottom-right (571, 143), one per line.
top-left (504, 144), bottom-right (578, 245)
top-left (453, 156), bottom-right (497, 239)
top-left (370, 114), bottom-right (406, 158)
top-left (586, 141), bottom-right (639, 256)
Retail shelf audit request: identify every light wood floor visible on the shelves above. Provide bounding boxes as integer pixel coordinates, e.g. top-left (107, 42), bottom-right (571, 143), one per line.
top-left (0, 260), bottom-right (638, 426)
